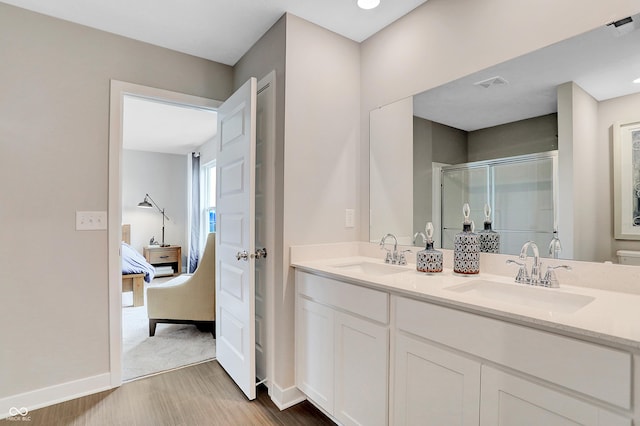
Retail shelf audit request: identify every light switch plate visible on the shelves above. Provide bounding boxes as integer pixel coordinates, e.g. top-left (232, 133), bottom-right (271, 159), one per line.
top-left (76, 211), bottom-right (107, 230)
top-left (345, 209), bottom-right (355, 228)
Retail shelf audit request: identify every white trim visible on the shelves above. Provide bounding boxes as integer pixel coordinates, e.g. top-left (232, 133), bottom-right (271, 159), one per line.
top-left (0, 373), bottom-right (111, 420)
top-left (431, 162), bottom-right (449, 249)
top-left (257, 70), bottom-right (277, 400)
top-left (268, 382), bottom-right (307, 410)
top-left (108, 80), bottom-right (222, 388)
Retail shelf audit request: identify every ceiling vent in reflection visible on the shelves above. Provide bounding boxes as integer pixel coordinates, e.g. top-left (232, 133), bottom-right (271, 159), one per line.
top-left (474, 76), bottom-right (509, 89)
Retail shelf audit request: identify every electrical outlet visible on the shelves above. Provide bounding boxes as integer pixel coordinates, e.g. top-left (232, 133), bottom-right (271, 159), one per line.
top-left (76, 211), bottom-right (107, 230)
top-left (345, 209), bottom-right (355, 228)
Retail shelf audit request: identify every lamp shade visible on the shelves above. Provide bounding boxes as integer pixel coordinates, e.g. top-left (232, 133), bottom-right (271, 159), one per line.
top-left (138, 196), bottom-right (153, 208)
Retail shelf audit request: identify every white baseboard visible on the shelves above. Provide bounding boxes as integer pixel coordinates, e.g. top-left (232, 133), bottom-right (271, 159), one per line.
top-left (0, 373), bottom-right (113, 420)
top-left (268, 382), bottom-right (306, 410)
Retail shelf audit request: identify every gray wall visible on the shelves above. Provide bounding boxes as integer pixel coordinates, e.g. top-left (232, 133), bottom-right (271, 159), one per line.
top-left (468, 114), bottom-right (558, 162)
top-left (122, 150), bottom-right (188, 261)
top-left (432, 121), bottom-right (468, 164)
top-left (281, 13), bottom-right (361, 391)
top-left (413, 117), bottom-right (433, 235)
top-left (413, 117), bottom-right (467, 233)
top-left (0, 2), bottom-right (232, 400)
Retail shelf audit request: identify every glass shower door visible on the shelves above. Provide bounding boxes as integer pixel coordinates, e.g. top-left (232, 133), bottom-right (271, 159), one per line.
top-left (492, 156), bottom-right (555, 255)
top-left (441, 166), bottom-right (489, 250)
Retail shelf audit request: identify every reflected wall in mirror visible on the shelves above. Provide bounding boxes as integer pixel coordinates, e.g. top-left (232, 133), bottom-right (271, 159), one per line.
top-left (369, 13), bottom-right (640, 261)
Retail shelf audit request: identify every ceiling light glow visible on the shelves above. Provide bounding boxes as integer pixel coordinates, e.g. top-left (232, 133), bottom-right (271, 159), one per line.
top-left (357, 0), bottom-right (380, 10)
top-left (634, 77), bottom-right (640, 84)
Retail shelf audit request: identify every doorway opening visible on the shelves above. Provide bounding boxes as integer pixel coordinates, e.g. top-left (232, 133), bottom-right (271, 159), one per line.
top-left (108, 75), bottom-right (275, 396)
top-left (108, 81), bottom-right (222, 384)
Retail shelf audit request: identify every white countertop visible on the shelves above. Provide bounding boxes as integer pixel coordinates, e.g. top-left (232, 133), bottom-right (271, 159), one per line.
top-left (292, 255), bottom-right (640, 352)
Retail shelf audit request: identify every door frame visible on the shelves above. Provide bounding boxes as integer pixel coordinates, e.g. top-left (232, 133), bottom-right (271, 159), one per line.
top-left (255, 71), bottom-right (276, 389)
top-left (107, 80), bottom-right (221, 386)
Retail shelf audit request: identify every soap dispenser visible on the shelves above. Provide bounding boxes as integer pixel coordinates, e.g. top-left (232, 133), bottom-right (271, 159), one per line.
top-left (478, 203), bottom-right (500, 254)
top-left (417, 222), bottom-right (443, 273)
top-left (454, 203), bottom-right (480, 275)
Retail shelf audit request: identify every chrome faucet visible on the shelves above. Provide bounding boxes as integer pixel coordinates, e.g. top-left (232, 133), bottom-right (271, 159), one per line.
top-left (413, 231), bottom-right (427, 246)
top-left (507, 240), bottom-right (571, 287)
top-left (520, 241), bottom-right (541, 284)
top-left (541, 265), bottom-right (572, 288)
top-left (380, 233), bottom-right (398, 264)
top-left (380, 233), bottom-right (410, 264)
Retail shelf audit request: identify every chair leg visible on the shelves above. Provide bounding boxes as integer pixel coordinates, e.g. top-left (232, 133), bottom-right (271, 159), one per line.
top-left (149, 319), bottom-right (157, 337)
top-left (195, 321), bottom-right (215, 338)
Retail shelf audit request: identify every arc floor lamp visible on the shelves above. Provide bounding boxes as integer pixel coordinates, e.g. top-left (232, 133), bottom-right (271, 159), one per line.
top-left (137, 193), bottom-right (170, 247)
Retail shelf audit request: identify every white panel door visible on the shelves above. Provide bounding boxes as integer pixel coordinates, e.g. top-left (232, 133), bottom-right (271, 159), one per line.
top-left (393, 333), bottom-right (481, 425)
top-left (215, 77), bottom-right (257, 400)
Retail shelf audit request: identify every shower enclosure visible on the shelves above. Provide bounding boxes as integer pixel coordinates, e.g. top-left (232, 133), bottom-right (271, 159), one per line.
top-left (441, 151), bottom-right (558, 257)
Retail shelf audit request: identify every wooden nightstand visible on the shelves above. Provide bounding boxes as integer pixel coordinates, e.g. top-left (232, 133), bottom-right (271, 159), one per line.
top-left (144, 246), bottom-right (182, 277)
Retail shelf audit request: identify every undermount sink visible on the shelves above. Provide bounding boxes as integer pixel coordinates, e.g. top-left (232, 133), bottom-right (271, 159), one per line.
top-left (332, 261), bottom-right (408, 276)
top-left (445, 280), bottom-right (594, 314)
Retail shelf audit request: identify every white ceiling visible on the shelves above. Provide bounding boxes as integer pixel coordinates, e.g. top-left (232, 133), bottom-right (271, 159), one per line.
top-left (123, 96), bottom-right (217, 155)
top-left (1, 0), bottom-right (429, 66)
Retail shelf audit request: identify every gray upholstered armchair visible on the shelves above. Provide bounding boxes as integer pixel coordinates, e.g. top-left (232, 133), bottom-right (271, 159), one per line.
top-left (147, 232), bottom-right (216, 337)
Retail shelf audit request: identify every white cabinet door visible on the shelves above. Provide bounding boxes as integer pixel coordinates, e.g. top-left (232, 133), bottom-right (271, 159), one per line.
top-left (335, 311), bottom-right (388, 426)
top-left (295, 297), bottom-right (334, 413)
top-left (480, 366), bottom-right (631, 426)
top-left (393, 333), bottom-right (481, 426)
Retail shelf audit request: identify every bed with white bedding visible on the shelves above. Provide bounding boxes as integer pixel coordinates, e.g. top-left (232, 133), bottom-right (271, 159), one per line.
top-left (122, 224), bottom-right (155, 306)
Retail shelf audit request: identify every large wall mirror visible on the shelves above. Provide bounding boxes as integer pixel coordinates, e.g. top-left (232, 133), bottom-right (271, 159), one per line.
top-left (370, 13), bottom-right (640, 261)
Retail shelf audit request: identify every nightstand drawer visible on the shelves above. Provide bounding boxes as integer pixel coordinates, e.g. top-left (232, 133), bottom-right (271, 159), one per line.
top-left (147, 248), bottom-right (179, 264)
top-left (143, 246), bottom-right (182, 276)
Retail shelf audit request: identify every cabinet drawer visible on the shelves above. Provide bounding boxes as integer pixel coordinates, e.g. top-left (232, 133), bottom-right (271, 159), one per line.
top-left (394, 296), bottom-right (631, 409)
top-left (147, 248), bottom-right (179, 264)
top-left (296, 271), bottom-right (389, 324)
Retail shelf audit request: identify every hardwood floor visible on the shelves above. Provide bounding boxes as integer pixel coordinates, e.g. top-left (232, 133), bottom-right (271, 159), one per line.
top-left (5, 361), bottom-right (334, 426)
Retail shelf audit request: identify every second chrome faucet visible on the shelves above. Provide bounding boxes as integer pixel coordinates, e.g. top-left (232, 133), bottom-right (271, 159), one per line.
top-left (507, 241), bottom-right (571, 288)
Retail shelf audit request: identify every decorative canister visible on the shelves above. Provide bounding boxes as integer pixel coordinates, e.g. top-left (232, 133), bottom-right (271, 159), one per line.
top-left (454, 203), bottom-right (480, 275)
top-left (416, 222), bottom-right (443, 273)
top-left (478, 203), bottom-right (500, 254)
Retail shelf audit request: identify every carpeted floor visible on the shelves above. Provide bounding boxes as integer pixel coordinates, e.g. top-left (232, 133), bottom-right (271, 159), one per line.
top-left (121, 278), bottom-right (216, 381)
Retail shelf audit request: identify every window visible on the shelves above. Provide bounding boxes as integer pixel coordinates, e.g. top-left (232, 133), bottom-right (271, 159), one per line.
top-left (203, 161), bottom-right (216, 234)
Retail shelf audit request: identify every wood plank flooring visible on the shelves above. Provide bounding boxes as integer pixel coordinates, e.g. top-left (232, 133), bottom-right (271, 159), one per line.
top-left (5, 361), bottom-right (334, 426)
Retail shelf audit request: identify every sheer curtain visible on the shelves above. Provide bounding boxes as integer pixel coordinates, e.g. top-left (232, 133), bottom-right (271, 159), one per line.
top-left (188, 152), bottom-right (201, 273)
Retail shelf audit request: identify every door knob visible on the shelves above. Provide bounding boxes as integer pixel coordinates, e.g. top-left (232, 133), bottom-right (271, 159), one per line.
top-left (255, 248), bottom-right (267, 259)
top-left (236, 250), bottom-right (249, 261)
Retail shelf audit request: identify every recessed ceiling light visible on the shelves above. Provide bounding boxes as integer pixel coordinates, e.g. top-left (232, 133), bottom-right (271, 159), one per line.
top-left (634, 77), bottom-right (640, 84)
top-left (358, 0), bottom-right (380, 10)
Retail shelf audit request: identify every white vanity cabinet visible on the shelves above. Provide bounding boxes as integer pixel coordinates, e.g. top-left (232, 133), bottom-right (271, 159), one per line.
top-left (295, 270), bottom-right (390, 426)
top-left (393, 295), bottom-right (632, 426)
top-left (296, 296), bottom-right (335, 411)
top-left (392, 333), bottom-right (480, 425)
top-left (480, 366), bottom-right (630, 426)
top-left (293, 265), bottom-right (636, 425)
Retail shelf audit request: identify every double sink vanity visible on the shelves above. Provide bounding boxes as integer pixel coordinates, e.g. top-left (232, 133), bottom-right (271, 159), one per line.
top-left (291, 242), bottom-right (640, 425)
